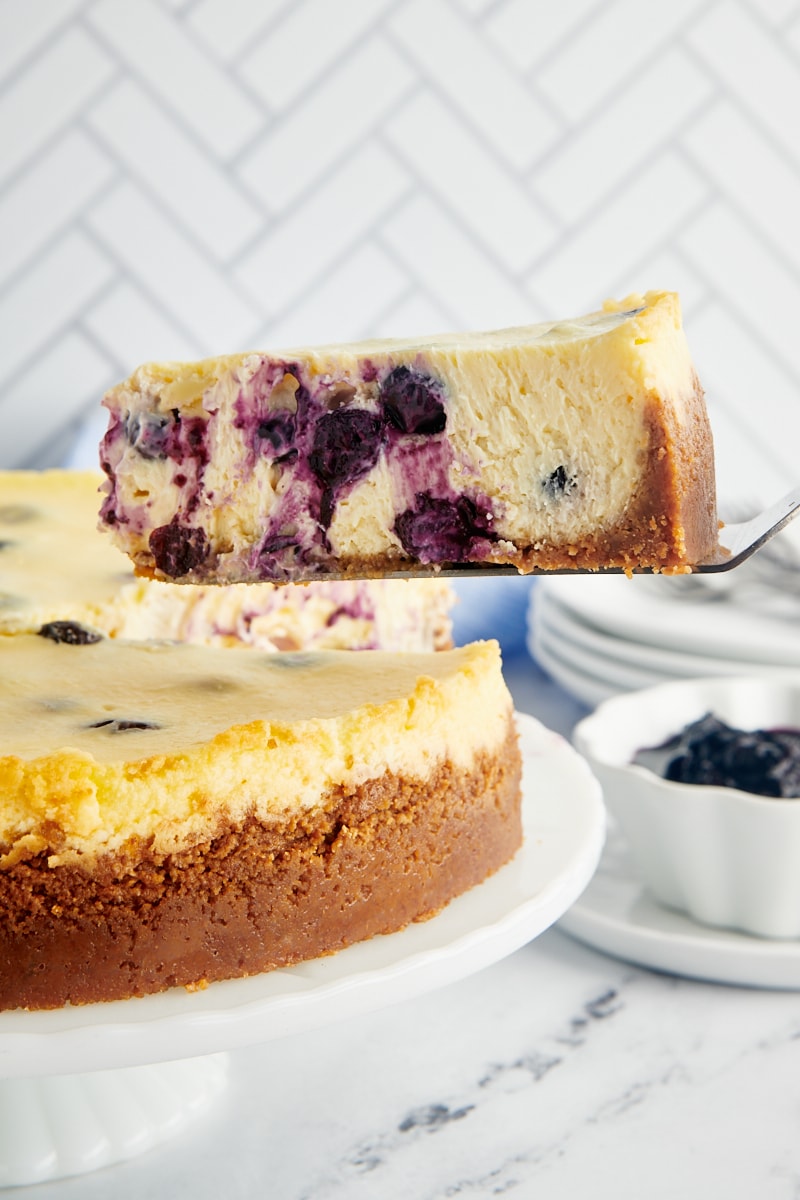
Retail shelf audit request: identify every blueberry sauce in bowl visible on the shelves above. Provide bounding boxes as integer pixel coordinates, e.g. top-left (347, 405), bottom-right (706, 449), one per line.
top-left (573, 677), bottom-right (800, 938)
top-left (634, 713), bottom-right (800, 799)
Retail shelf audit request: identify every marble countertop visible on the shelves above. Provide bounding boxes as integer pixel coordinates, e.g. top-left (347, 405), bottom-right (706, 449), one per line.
top-left (10, 656), bottom-right (800, 1200)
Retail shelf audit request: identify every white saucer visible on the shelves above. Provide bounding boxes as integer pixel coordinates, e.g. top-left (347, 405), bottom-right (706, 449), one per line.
top-left (0, 714), bottom-right (605, 1080)
top-left (536, 587), bottom-right (800, 683)
top-left (529, 620), bottom-right (620, 708)
top-left (534, 605), bottom-right (673, 691)
top-left (559, 828), bottom-right (800, 990)
top-left (538, 575), bottom-right (800, 667)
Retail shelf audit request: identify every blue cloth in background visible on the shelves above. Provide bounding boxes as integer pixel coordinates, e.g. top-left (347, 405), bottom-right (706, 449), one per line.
top-left (449, 576), bottom-right (535, 660)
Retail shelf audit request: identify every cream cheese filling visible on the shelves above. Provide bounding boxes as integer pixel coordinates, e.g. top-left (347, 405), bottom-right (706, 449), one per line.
top-left (101, 291), bottom-right (698, 567)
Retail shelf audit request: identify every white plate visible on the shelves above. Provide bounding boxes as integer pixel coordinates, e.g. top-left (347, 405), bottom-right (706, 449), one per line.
top-left (534, 604), bottom-right (676, 689)
top-left (538, 575), bottom-right (800, 667)
top-left (529, 619), bottom-right (642, 707)
top-left (536, 627), bottom-right (660, 695)
top-left (559, 828), bottom-right (800, 990)
top-left (533, 605), bottom-right (800, 699)
top-left (0, 714), bottom-right (605, 1079)
top-left (535, 588), bottom-right (800, 683)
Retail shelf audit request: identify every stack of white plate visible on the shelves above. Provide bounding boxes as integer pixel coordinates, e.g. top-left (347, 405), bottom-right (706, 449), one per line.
top-left (528, 572), bottom-right (800, 709)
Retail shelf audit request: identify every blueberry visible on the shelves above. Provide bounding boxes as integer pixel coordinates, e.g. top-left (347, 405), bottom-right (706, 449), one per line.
top-left (270, 652), bottom-right (322, 669)
top-left (257, 411), bottom-right (296, 457)
top-left (380, 366), bottom-right (446, 435)
top-left (0, 505), bottom-right (36, 524)
top-left (309, 409), bottom-right (384, 490)
top-left (149, 522), bottom-right (210, 577)
top-left (38, 621), bottom-right (103, 645)
top-left (126, 412), bottom-right (171, 460)
top-left (395, 493), bottom-right (492, 562)
top-left (87, 718), bottom-right (161, 732)
top-left (259, 533), bottom-right (299, 557)
top-left (542, 466), bottom-right (577, 499)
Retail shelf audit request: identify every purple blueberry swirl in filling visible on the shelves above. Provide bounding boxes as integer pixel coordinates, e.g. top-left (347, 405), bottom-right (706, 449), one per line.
top-left (106, 354), bottom-right (503, 580)
top-left (309, 408), bottom-right (385, 529)
top-left (257, 411), bottom-right (297, 461)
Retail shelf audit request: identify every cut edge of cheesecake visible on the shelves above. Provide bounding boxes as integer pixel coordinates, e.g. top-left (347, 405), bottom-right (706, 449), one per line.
top-left (98, 291), bottom-right (718, 584)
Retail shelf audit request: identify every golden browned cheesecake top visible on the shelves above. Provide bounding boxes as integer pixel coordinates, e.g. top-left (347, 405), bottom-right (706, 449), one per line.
top-left (0, 636), bottom-right (513, 866)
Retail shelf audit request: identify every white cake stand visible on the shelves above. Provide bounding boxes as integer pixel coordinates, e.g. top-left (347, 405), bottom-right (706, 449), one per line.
top-left (0, 714), bottom-right (604, 1187)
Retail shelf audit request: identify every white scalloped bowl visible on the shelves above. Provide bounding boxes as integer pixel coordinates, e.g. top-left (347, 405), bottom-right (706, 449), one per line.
top-left (573, 677), bottom-right (800, 939)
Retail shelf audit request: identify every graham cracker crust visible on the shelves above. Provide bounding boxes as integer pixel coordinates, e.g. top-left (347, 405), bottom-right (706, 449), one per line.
top-left (0, 720), bottom-right (522, 1010)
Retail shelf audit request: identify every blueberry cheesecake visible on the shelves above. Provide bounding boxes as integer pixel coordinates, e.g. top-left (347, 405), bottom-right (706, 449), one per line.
top-left (0, 470), bottom-right (454, 651)
top-left (99, 292), bottom-right (718, 583)
top-left (0, 635), bottom-right (520, 1009)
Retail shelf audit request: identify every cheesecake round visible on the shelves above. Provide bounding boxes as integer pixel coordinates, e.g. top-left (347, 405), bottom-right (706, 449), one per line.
top-left (0, 635), bottom-right (521, 1009)
top-left (0, 470), bottom-right (453, 650)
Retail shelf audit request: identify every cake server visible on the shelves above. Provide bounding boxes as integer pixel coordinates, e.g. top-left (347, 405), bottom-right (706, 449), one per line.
top-left (360, 484), bottom-right (800, 579)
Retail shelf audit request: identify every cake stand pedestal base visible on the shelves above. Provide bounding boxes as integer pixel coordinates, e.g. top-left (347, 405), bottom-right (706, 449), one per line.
top-left (0, 716), bottom-right (606, 1189)
top-left (0, 1052), bottom-right (229, 1187)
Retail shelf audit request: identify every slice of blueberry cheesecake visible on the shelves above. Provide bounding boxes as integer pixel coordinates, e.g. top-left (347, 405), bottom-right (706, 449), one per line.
top-left (99, 292), bottom-right (718, 584)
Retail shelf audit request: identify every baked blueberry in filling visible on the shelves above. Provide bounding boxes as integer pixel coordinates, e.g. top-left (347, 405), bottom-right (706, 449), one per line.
top-left (38, 621), bottom-right (103, 645)
top-left (380, 366), bottom-right (447, 435)
top-left (149, 521), bottom-right (210, 577)
top-left (395, 493), bottom-right (495, 562)
top-left (87, 718), bottom-right (162, 732)
top-left (126, 412), bottom-right (172, 460)
top-left (543, 465), bottom-right (577, 500)
top-left (309, 409), bottom-right (385, 529)
top-left (309, 409), bottom-right (384, 488)
top-left (257, 411), bottom-right (296, 457)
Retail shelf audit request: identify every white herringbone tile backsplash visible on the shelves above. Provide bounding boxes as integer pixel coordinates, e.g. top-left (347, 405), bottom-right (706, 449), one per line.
top-left (2, 0), bottom-right (800, 511)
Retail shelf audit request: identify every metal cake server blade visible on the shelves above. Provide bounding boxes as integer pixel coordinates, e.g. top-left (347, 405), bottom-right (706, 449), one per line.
top-left (694, 485), bottom-right (800, 574)
top-left (354, 486), bottom-right (800, 580)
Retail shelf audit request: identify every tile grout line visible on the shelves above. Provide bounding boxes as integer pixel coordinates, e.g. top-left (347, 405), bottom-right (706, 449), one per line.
top-left (0, 65), bottom-right (120, 201)
top-left (241, 188), bottom-right (419, 347)
top-left (229, 0), bottom-right (405, 119)
top-left (75, 118), bottom-right (267, 295)
top-left (77, 9), bottom-right (267, 171)
top-left (0, 172), bottom-right (120, 307)
top-left (75, 219), bottom-right (212, 356)
top-left (376, 127), bottom-right (550, 291)
top-left (0, 271), bottom-right (121, 398)
top-left (0, 0), bottom-right (99, 100)
top-left (382, 24), bottom-right (565, 190)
